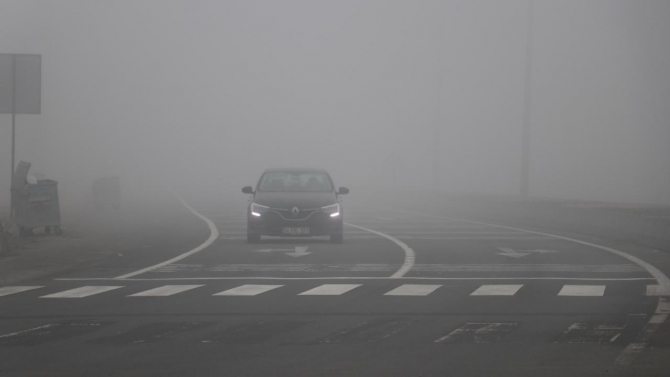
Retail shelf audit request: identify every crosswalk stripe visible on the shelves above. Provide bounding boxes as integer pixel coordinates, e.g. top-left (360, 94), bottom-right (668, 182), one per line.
top-left (470, 285), bottom-right (523, 296)
top-left (40, 286), bottom-right (123, 298)
top-left (214, 285), bottom-right (283, 296)
top-left (384, 284), bottom-right (441, 296)
top-left (298, 284), bottom-right (362, 296)
top-left (0, 286), bottom-right (43, 297)
top-left (558, 285), bottom-right (606, 296)
top-left (129, 285), bottom-right (203, 297)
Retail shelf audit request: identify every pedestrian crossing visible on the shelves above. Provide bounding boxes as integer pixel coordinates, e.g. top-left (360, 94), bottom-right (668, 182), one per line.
top-left (0, 283), bottom-right (659, 300)
top-left (41, 286), bottom-right (123, 298)
top-left (0, 286), bottom-right (43, 297)
top-left (214, 284), bottom-right (282, 296)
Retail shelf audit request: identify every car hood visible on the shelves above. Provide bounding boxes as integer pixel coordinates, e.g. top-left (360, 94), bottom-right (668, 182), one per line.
top-left (253, 191), bottom-right (337, 210)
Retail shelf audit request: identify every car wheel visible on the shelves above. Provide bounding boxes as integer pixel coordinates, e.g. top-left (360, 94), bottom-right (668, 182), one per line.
top-left (330, 231), bottom-right (343, 244)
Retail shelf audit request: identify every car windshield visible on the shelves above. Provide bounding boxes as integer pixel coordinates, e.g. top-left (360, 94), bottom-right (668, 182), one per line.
top-left (258, 172), bottom-right (333, 192)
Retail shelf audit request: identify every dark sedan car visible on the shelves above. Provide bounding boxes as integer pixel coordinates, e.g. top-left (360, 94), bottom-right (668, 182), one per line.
top-left (242, 168), bottom-right (349, 243)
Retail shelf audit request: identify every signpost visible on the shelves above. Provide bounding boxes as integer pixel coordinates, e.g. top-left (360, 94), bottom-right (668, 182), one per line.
top-left (0, 54), bottom-right (41, 217)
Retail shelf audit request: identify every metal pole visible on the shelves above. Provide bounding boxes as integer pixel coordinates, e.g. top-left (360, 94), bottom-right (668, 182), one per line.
top-left (520, 0), bottom-right (533, 198)
top-left (9, 55), bottom-right (16, 218)
top-left (433, 5), bottom-right (444, 191)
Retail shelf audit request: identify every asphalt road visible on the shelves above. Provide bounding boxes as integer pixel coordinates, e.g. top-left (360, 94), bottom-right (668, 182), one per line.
top-left (1, 194), bottom-right (669, 377)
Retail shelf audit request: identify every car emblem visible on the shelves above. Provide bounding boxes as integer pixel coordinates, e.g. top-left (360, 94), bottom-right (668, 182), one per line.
top-left (291, 207), bottom-right (300, 217)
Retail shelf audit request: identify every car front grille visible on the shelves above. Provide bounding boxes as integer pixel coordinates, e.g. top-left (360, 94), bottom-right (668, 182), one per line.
top-left (270, 208), bottom-right (320, 221)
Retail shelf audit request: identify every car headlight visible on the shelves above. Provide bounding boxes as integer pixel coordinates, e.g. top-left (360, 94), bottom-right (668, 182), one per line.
top-left (322, 203), bottom-right (340, 217)
top-left (250, 203), bottom-right (270, 217)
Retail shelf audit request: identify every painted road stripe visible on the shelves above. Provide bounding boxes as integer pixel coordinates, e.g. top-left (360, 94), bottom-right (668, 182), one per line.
top-left (214, 284), bottom-right (283, 296)
top-left (345, 223), bottom-right (415, 278)
top-left (384, 284), bottom-right (441, 296)
top-left (298, 284), bottom-right (362, 296)
top-left (41, 286), bottom-right (123, 298)
top-left (114, 195), bottom-right (219, 279)
top-left (0, 286), bottom-right (43, 297)
top-left (558, 285), bottom-right (606, 296)
top-left (646, 285), bottom-right (667, 296)
top-left (128, 285), bottom-right (203, 297)
top-left (470, 285), bottom-right (523, 296)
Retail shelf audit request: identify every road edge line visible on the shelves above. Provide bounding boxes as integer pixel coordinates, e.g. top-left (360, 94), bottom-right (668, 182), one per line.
top-left (344, 222), bottom-right (415, 278)
top-left (114, 196), bottom-right (219, 279)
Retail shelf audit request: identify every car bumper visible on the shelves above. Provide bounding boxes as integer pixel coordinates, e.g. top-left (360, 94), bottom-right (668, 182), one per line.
top-left (248, 210), bottom-right (343, 236)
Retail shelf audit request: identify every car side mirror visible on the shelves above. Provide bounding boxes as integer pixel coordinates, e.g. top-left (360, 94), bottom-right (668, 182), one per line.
top-left (337, 187), bottom-right (349, 195)
top-left (242, 186), bottom-right (254, 194)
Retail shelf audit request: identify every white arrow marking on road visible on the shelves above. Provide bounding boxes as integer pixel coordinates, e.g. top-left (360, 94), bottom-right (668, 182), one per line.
top-left (496, 247), bottom-right (558, 258)
top-left (254, 246), bottom-right (311, 257)
top-left (284, 246), bottom-right (311, 258)
top-left (496, 247), bottom-right (529, 258)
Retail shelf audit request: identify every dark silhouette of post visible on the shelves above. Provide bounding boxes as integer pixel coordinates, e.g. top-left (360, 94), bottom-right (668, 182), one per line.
top-left (10, 56), bottom-right (16, 217)
top-left (520, 0), bottom-right (534, 198)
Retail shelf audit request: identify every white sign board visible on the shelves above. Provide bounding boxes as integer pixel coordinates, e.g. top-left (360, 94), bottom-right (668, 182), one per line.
top-left (0, 54), bottom-right (41, 114)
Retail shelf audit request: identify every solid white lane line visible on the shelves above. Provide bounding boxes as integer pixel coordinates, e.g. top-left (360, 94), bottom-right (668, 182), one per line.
top-left (558, 285), bottom-right (606, 296)
top-left (470, 285), bottom-right (523, 296)
top-left (384, 284), bottom-right (441, 296)
top-left (214, 284), bottom-right (283, 296)
top-left (0, 286), bottom-right (43, 297)
top-left (345, 223), bottom-right (415, 278)
top-left (115, 195), bottom-right (219, 279)
top-left (298, 284), bottom-right (362, 296)
top-left (41, 286), bottom-right (123, 298)
top-left (128, 285), bottom-right (203, 297)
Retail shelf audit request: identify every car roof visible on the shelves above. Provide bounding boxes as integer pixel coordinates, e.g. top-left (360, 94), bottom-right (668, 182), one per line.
top-left (263, 168), bottom-right (328, 174)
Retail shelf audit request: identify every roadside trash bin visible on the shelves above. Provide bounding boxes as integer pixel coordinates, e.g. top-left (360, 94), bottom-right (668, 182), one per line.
top-left (11, 161), bottom-right (62, 236)
top-left (92, 176), bottom-right (121, 210)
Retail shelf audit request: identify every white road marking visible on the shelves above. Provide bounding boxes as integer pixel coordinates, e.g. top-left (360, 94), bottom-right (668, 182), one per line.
top-left (41, 286), bottom-right (123, 298)
top-left (470, 285), bottom-right (523, 296)
top-left (0, 324), bottom-right (58, 339)
top-left (0, 286), bottom-right (43, 297)
top-left (558, 285), bottom-right (606, 296)
top-left (384, 284), bottom-right (441, 296)
top-left (345, 230), bottom-right (526, 235)
top-left (369, 205), bottom-right (670, 368)
top-left (115, 195), bottom-right (219, 279)
top-left (298, 284), bottom-right (361, 295)
top-left (646, 285), bottom-right (666, 296)
top-left (345, 223), bottom-right (415, 278)
top-left (214, 284), bottom-right (283, 296)
top-left (434, 322), bottom-right (518, 343)
top-left (128, 285), bottom-right (203, 297)
top-left (398, 236), bottom-right (553, 240)
top-left (496, 247), bottom-right (559, 258)
top-left (57, 276), bottom-right (655, 281)
top-left (372, 206), bottom-right (670, 295)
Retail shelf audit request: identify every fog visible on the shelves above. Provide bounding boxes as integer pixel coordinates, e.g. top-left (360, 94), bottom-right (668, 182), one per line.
top-left (2, 0), bottom-right (670, 210)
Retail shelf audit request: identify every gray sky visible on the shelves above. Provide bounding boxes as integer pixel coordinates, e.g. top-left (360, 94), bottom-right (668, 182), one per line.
top-left (1, 0), bottom-right (669, 207)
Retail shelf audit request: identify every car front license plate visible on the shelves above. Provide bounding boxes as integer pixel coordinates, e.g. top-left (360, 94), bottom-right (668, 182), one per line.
top-left (282, 227), bottom-right (310, 235)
